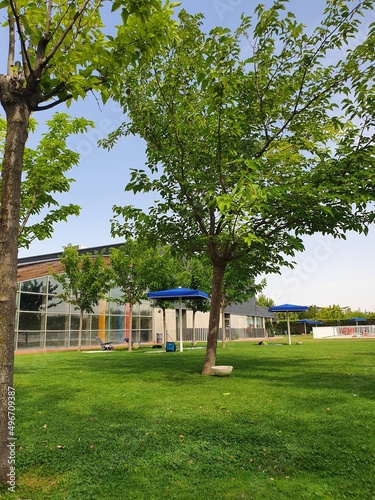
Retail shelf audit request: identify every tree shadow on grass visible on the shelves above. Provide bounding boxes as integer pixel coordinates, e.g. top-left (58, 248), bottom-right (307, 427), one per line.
top-left (10, 378), bottom-right (375, 500)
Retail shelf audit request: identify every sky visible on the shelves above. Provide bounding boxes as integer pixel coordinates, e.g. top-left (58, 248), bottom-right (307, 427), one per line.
top-left (1, 0), bottom-right (375, 312)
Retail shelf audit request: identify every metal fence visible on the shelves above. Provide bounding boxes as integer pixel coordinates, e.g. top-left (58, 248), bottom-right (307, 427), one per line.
top-left (184, 328), bottom-right (267, 342)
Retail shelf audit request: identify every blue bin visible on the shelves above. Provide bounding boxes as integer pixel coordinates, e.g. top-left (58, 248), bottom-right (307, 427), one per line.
top-left (166, 342), bottom-right (176, 352)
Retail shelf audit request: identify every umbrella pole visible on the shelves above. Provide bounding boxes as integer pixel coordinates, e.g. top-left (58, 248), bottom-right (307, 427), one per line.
top-left (179, 298), bottom-right (183, 352)
top-left (287, 312), bottom-right (291, 345)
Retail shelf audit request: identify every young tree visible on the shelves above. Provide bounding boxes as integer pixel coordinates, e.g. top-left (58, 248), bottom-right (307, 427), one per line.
top-left (0, 0), bottom-right (177, 482)
top-left (105, 3), bottom-right (375, 374)
top-left (1, 113), bottom-right (93, 247)
top-left (110, 241), bottom-right (149, 352)
top-left (256, 294), bottom-right (275, 309)
top-left (52, 245), bottom-right (113, 351)
top-left (315, 304), bottom-right (347, 322)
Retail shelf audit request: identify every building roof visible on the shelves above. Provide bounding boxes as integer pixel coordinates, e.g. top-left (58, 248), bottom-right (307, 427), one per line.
top-left (17, 243), bottom-right (123, 282)
top-left (17, 243), bottom-right (123, 267)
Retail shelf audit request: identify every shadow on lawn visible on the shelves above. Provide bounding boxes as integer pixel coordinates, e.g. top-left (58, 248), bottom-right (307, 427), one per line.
top-left (12, 380), bottom-right (375, 500)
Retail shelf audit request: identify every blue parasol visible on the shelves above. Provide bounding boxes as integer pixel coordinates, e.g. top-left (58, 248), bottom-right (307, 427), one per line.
top-left (296, 319), bottom-right (323, 334)
top-left (347, 317), bottom-right (366, 326)
top-left (148, 288), bottom-right (209, 352)
top-left (268, 304), bottom-right (308, 345)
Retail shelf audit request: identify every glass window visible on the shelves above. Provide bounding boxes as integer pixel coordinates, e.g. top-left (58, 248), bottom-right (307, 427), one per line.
top-left (47, 296), bottom-right (68, 313)
top-left (69, 330), bottom-right (90, 346)
top-left (18, 312), bottom-right (45, 331)
top-left (19, 292), bottom-right (46, 312)
top-left (47, 276), bottom-right (65, 295)
top-left (17, 331), bottom-right (44, 349)
top-left (255, 317), bottom-right (263, 328)
top-left (70, 314), bottom-right (89, 330)
top-left (140, 330), bottom-right (151, 342)
top-left (47, 314), bottom-right (70, 331)
top-left (109, 315), bottom-right (123, 331)
top-left (132, 316), bottom-right (139, 330)
top-left (108, 304), bottom-right (123, 315)
top-left (140, 317), bottom-right (151, 329)
top-left (91, 315), bottom-right (99, 330)
top-left (20, 278), bottom-right (47, 294)
top-left (45, 331), bottom-right (67, 348)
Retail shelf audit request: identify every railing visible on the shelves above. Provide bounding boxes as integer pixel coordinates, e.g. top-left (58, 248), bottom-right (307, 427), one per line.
top-left (313, 325), bottom-right (375, 338)
top-left (184, 328), bottom-right (266, 342)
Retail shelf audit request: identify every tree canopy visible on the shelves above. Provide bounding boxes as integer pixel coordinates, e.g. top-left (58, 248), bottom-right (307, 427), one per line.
top-left (104, 3), bottom-right (375, 373)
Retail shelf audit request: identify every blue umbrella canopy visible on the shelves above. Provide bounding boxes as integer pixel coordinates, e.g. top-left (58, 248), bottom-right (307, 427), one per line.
top-left (268, 304), bottom-right (308, 345)
top-left (296, 319), bottom-right (323, 325)
top-left (296, 319), bottom-right (323, 334)
top-left (148, 288), bottom-right (209, 351)
top-left (148, 288), bottom-right (209, 300)
top-left (268, 303), bottom-right (309, 313)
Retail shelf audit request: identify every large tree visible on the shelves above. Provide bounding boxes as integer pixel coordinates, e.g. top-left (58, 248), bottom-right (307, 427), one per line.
top-left (0, 0), bottom-right (177, 484)
top-left (105, 3), bottom-right (375, 374)
top-left (52, 245), bottom-right (113, 350)
top-left (110, 241), bottom-right (150, 351)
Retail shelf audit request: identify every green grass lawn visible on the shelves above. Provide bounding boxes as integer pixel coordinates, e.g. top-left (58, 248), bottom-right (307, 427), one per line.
top-left (2, 338), bottom-right (375, 499)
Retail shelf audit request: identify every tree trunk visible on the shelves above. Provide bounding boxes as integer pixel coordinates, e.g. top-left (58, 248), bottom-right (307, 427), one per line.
top-left (0, 97), bottom-right (30, 484)
top-left (201, 262), bottom-right (225, 375)
top-left (78, 309), bottom-right (84, 351)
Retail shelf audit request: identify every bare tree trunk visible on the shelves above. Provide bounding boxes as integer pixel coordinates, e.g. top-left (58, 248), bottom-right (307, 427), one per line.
top-left (201, 263), bottom-right (225, 375)
top-left (78, 309), bottom-right (83, 351)
top-left (0, 97), bottom-right (30, 484)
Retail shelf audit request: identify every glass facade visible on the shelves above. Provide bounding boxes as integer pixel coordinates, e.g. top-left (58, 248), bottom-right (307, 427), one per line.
top-left (15, 275), bottom-right (153, 350)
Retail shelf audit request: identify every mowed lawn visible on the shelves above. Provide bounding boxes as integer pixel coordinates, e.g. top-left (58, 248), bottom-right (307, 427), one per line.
top-left (2, 338), bottom-right (375, 499)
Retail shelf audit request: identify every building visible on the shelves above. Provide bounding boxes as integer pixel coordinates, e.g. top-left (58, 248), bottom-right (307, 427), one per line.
top-left (15, 244), bottom-right (275, 351)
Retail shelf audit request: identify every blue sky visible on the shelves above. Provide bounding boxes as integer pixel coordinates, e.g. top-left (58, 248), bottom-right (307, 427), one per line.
top-left (2, 0), bottom-right (375, 311)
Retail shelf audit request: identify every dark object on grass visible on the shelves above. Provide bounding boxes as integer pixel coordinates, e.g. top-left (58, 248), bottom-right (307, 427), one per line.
top-left (96, 337), bottom-right (114, 350)
top-left (152, 344), bottom-right (163, 349)
top-left (257, 341), bottom-right (267, 345)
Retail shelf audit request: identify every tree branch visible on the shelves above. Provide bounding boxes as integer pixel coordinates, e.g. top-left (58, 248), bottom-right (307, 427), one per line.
top-left (7, 15), bottom-right (15, 76)
top-left (43, 0), bottom-right (93, 69)
top-left (9, 0), bottom-right (33, 77)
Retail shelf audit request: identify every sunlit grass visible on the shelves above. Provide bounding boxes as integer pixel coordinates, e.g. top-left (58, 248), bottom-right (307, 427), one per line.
top-left (2, 338), bottom-right (375, 499)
